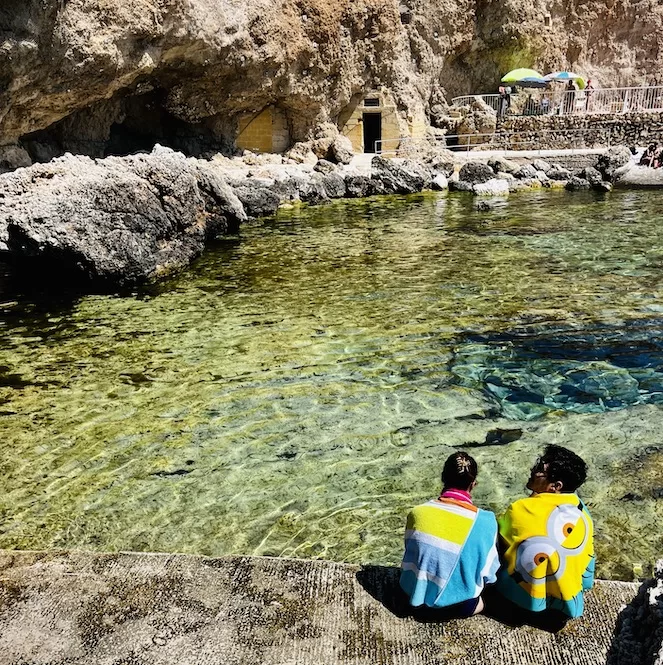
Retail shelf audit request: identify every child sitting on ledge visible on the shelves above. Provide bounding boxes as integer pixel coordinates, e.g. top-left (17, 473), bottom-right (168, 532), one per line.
top-left (399, 451), bottom-right (499, 618)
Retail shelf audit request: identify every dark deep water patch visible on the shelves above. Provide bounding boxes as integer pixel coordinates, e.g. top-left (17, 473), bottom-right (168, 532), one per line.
top-left (450, 321), bottom-right (663, 419)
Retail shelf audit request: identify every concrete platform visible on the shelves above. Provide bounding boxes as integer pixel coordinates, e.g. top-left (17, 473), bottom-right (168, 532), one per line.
top-left (0, 550), bottom-right (639, 665)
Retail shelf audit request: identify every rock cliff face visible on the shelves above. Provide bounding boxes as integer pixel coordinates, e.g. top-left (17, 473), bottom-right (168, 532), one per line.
top-left (1, 0), bottom-right (663, 161)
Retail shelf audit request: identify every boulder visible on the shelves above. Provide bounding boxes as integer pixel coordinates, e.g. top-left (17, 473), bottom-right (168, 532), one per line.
top-left (547, 165), bottom-right (572, 180)
top-left (431, 173), bottom-right (448, 190)
top-left (344, 175), bottom-right (373, 198)
top-left (285, 143), bottom-right (319, 165)
top-left (532, 159), bottom-right (551, 172)
top-left (580, 166), bottom-right (603, 186)
top-left (314, 159), bottom-right (338, 175)
top-left (607, 559), bottom-right (663, 665)
top-left (458, 161), bottom-right (494, 185)
top-left (473, 178), bottom-right (510, 196)
top-left (427, 150), bottom-right (457, 177)
top-left (449, 180), bottom-right (474, 192)
top-left (565, 176), bottom-right (592, 191)
top-left (594, 181), bottom-right (613, 192)
top-left (597, 146), bottom-right (633, 180)
top-left (370, 156), bottom-right (426, 194)
top-left (514, 164), bottom-right (538, 179)
top-left (488, 157), bottom-right (519, 174)
top-left (0, 145), bottom-right (32, 174)
top-left (312, 172), bottom-right (346, 199)
top-left (234, 182), bottom-right (281, 217)
top-left (0, 149), bottom-right (246, 283)
top-left (330, 135), bottom-right (354, 165)
top-left (612, 164), bottom-right (663, 187)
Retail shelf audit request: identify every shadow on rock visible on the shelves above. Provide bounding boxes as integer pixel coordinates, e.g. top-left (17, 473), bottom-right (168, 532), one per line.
top-left (605, 560), bottom-right (663, 665)
top-left (356, 566), bottom-right (569, 632)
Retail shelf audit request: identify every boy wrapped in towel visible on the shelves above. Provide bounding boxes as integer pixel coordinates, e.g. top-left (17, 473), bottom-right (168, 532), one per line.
top-left (495, 444), bottom-right (595, 622)
top-left (400, 452), bottom-right (499, 617)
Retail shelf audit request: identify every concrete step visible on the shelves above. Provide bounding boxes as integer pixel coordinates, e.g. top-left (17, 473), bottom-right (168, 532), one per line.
top-left (0, 550), bottom-right (639, 665)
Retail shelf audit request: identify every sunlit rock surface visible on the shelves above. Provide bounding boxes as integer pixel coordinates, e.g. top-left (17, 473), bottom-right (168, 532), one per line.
top-left (0, 550), bottom-right (641, 665)
top-left (2, 0), bottom-right (663, 152)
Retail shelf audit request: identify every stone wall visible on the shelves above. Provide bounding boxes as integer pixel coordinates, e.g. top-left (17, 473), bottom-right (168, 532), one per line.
top-left (495, 112), bottom-right (663, 150)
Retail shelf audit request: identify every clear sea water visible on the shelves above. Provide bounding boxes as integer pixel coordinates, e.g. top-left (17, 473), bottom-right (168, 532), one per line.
top-left (1, 189), bottom-right (662, 580)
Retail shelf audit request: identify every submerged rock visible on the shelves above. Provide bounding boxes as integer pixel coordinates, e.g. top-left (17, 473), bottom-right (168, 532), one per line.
top-left (0, 149), bottom-right (246, 284)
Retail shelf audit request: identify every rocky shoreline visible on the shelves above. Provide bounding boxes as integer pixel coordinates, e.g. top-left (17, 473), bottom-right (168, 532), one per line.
top-left (0, 144), bottom-right (648, 286)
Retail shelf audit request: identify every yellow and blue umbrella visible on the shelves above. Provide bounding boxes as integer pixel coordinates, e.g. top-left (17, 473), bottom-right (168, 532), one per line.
top-left (544, 71), bottom-right (586, 89)
top-left (501, 68), bottom-right (544, 83)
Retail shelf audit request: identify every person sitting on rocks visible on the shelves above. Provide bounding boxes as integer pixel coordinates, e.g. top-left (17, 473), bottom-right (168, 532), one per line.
top-left (400, 452), bottom-right (499, 618)
top-left (493, 445), bottom-right (595, 628)
top-left (640, 143), bottom-right (658, 167)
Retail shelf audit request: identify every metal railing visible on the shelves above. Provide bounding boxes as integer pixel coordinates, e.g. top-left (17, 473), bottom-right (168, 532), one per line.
top-left (375, 127), bottom-right (613, 156)
top-left (451, 86), bottom-right (663, 117)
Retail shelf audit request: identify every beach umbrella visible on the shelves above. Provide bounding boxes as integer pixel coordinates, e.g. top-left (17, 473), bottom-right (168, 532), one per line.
top-left (501, 68), bottom-right (544, 83)
top-left (515, 76), bottom-right (548, 89)
top-left (544, 71), bottom-right (587, 89)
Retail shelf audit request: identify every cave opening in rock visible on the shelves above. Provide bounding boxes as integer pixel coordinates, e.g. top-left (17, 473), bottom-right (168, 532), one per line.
top-left (21, 90), bottom-right (232, 163)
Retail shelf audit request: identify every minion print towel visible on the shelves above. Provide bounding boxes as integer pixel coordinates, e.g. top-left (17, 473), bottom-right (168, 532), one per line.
top-left (496, 492), bottom-right (595, 618)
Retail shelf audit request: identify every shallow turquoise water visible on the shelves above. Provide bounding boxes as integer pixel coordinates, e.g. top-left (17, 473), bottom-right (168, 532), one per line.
top-left (1, 189), bottom-right (662, 579)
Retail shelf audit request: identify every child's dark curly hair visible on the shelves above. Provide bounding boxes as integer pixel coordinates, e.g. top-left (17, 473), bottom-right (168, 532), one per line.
top-left (442, 451), bottom-right (478, 491)
top-left (537, 444), bottom-right (588, 492)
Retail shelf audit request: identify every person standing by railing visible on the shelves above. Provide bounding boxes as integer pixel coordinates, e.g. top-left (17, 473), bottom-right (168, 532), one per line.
top-left (563, 80), bottom-right (577, 114)
top-left (585, 80), bottom-right (594, 112)
top-left (498, 86), bottom-right (512, 118)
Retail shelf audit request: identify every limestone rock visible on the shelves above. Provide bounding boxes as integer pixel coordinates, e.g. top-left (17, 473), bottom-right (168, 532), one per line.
top-left (598, 146), bottom-right (634, 180)
top-left (0, 150), bottom-right (246, 283)
top-left (449, 180), bottom-right (474, 192)
top-left (330, 136), bottom-right (354, 165)
top-left (613, 164), bottom-right (663, 187)
top-left (0, 146), bottom-right (32, 173)
top-left (370, 156), bottom-right (427, 194)
top-left (473, 178), bottom-right (510, 196)
top-left (488, 157), bottom-right (519, 174)
top-left (581, 166), bottom-right (604, 186)
top-left (285, 143), bottom-right (319, 166)
top-left (532, 159), bottom-right (551, 172)
top-left (515, 164), bottom-right (538, 179)
top-left (547, 165), bottom-right (572, 180)
top-left (431, 173), bottom-right (449, 190)
top-left (312, 172), bottom-right (346, 199)
top-left (234, 183), bottom-right (281, 218)
top-left (344, 175), bottom-right (373, 198)
top-left (314, 159), bottom-right (338, 175)
top-left (566, 176), bottom-right (592, 191)
top-left (607, 559), bottom-right (663, 665)
top-left (459, 161), bottom-right (494, 185)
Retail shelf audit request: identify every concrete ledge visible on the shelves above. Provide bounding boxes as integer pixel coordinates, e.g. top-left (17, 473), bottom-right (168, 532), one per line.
top-left (0, 550), bottom-right (639, 665)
